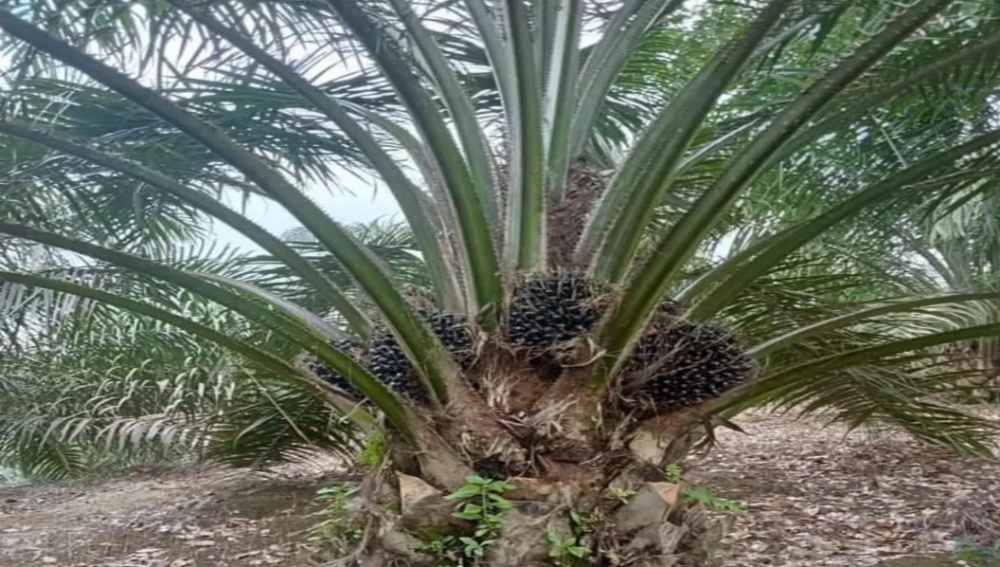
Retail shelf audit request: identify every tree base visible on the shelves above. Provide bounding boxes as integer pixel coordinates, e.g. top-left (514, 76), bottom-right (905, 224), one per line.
top-left (333, 468), bottom-right (730, 567)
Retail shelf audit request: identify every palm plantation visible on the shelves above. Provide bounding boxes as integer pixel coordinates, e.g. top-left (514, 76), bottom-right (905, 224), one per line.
top-left (2, 0), bottom-right (1000, 564)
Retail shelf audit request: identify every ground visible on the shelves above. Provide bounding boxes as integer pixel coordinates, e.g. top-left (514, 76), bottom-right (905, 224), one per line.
top-left (1, 410), bottom-right (997, 567)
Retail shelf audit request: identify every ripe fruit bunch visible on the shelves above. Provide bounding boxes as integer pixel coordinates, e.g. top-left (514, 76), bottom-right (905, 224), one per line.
top-left (305, 337), bottom-right (366, 400)
top-left (308, 311), bottom-right (475, 403)
top-left (506, 273), bottom-right (601, 348)
top-left (307, 274), bottom-right (750, 410)
top-left (366, 329), bottom-right (430, 403)
top-left (624, 320), bottom-right (752, 407)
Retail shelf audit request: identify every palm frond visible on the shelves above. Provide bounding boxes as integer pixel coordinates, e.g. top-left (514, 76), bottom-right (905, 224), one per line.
top-left (4, 0), bottom-right (1000, 476)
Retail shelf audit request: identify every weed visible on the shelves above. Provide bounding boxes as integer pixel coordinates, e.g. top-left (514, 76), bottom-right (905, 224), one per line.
top-left (547, 530), bottom-right (591, 566)
top-left (569, 510), bottom-right (599, 534)
top-left (664, 463), bottom-right (684, 482)
top-left (424, 474), bottom-right (516, 566)
top-left (660, 463), bottom-right (745, 513)
top-left (545, 510), bottom-right (597, 566)
top-left (954, 538), bottom-right (1000, 566)
top-left (358, 435), bottom-right (385, 468)
top-left (607, 487), bottom-right (637, 504)
top-left (684, 486), bottom-right (746, 513)
top-left (306, 483), bottom-right (361, 558)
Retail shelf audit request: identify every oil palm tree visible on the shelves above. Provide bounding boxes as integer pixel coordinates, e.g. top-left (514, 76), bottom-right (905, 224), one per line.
top-left (889, 188), bottom-right (1000, 401)
top-left (4, 0), bottom-right (1000, 564)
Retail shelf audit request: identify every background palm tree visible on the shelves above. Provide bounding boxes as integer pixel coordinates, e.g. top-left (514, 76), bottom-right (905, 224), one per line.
top-left (0, 218), bottom-right (425, 478)
top-left (889, 193), bottom-right (1000, 402)
top-left (3, 0), bottom-right (1000, 564)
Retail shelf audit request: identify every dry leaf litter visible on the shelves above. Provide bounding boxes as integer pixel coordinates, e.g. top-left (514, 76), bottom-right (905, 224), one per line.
top-left (0, 409), bottom-right (997, 567)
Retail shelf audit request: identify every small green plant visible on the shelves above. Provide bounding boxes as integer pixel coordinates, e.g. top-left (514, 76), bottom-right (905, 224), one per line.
top-left (607, 487), bottom-right (636, 504)
top-left (568, 510), bottom-right (599, 534)
top-left (446, 474), bottom-right (517, 535)
top-left (424, 474), bottom-right (516, 566)
top-left (664, 463), bottom-right (684, 482)
top-left (684, 486), bottom-right (746, 513)
top-left (547, 509), bottom-right (597, 565)
top-left (357, 434), bottom-right (386, 468)
top-left (547, 530), bottom-right (591, 566)
top-left (307, 483), bottom-right (362, 557)
top-left (659, 463), bottom-right (745, 514)
top-left (425, 536), bottom-right (464, 566)
top-left (954, 538), bottom-right (1000, 566)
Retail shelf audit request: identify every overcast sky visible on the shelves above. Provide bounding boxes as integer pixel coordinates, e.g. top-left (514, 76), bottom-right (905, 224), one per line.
top-left (211, 171), bottom-right (403, 251)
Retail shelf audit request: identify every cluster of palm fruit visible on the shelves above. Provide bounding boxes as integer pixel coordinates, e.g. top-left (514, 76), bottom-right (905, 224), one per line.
top-left (505, 274), bottom-right (601, 348)
top-left (367, 311), bottom-right (475, 402)
top-left (305, 337), bottom-right (366, 401)
top-left (306, 273), bottom-right (751, 409)
top-left (623, 320), bottom-right (753, 407)
top-left (307, 311), bottom-right (475, 403)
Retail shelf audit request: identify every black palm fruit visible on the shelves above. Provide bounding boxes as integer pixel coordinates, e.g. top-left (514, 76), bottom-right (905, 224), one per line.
top-left (422, 310), bottom-right (477, 370)
top-left (366, 309), bottom-right (477, 403)
top-left (306, 337), bottom-right (367, 401)
top-left (506, 273), bottom-right (601, 348)
top-left (625, 319), bottom-right (752, 408)
top-left (367, 329), bottom-right (429, 403)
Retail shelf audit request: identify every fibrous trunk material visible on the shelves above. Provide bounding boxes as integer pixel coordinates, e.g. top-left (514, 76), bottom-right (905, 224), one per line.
top-left (344, 468), bottom-right (729, 567)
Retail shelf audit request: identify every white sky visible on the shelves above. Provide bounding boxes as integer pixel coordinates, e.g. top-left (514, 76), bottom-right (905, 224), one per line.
top-left (212, 181), bottom-right (402, 251)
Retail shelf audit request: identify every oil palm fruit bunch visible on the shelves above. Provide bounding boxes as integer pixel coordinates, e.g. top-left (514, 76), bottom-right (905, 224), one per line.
top-left (365, 310), bottom-right (476, 403)
top-left (625, 321), bottom-right (753, 409)
top-left (318, 273), bottom-right (752, 413)
top-left (506, 273), bottom-right (602, 349)
top-left (4, 0), bottom-right (1000, 565)
top-left (305, 311), bottom-right (476, 403)
top-left (304, 337), bottom-right (367, 401)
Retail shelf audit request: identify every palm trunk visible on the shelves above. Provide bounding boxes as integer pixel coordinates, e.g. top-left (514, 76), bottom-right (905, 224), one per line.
top-left (328, 396), bottom-right (731, 567)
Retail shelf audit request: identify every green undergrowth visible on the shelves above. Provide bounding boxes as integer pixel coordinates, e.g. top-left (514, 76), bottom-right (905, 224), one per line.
top-left (424, 474), bottom-right (516, 566)
top-left (665, 463), bottom-right (746, 513)
top-left (954, 538), bottom-right (1000, 566)
top-left (305, 465), bottom-right (751, 566)
top-left (306, 482), bottom-right (361, 559)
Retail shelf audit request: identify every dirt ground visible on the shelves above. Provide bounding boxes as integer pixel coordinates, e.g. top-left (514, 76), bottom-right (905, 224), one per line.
top-left (1, 410), bottom-right (998, 567)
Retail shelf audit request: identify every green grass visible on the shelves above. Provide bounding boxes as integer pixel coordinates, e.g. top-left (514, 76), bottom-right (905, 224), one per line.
top-left (874, 555), bottom-right (962, 567)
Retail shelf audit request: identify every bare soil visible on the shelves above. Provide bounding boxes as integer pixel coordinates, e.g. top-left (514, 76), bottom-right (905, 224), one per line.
top-left (0, 464), bottom-right (347, 567)
top-left (1, 409), bottom-right (998, 567)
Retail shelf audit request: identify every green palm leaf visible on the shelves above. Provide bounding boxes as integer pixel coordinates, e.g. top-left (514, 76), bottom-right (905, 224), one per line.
top-left (4, 0), bottom-right (1000, 492)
